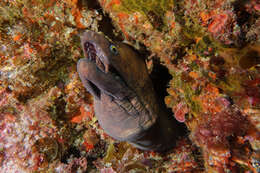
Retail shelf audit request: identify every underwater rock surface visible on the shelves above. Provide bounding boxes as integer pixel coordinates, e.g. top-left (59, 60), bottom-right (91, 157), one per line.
top-left (0, 0), bottom-right (259, 172)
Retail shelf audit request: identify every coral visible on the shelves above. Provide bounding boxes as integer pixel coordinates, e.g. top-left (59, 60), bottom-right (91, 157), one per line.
top-left (173, 102), bottom-right (189, 122)
top-left (120, 0), bottom-right (174, 30)
top-left (55, 157), bottom-right (88, 172)
top-left (95, 138), bottom-right (202, 172)
top-left (99, 0), bottom-right (260, 172)
top-left (191, 108), bottom-right (249, 149)
top-left (0, 0), bottom-right (102, 172)
top-left (0, 0), bottom-right (96, 101)
top-left (0, 0), bottom-right (259, 172)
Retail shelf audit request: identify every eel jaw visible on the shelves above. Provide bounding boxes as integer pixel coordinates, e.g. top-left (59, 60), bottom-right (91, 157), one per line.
top-left (83, 41), bottom-right (106, 72)
top-left (80, 31), bottom-right (111, 73)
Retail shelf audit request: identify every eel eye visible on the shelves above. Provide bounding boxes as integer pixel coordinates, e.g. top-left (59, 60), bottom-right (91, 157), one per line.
top-left (109, 44), bottom-right (118, 55)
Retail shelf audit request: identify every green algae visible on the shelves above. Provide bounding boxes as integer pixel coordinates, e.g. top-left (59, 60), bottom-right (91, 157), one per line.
top-left (0, 4), bottom-right (22, 24)
top-left (121, 0), bottom-right (174, 17)
top-left (170, 71), bottom-right (201, 114)
top-left (118, 0), bottom-right (174, 30)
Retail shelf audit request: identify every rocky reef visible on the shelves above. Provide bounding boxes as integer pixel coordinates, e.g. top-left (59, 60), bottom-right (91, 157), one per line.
top-left (0, 0), bottom-right (259, 172)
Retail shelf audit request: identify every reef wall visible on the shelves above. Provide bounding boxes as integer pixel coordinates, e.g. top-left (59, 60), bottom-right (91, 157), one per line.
top-left (0, 0), bottom-right (259, 172)
top-left (98, 0), bottom-right (260, 172)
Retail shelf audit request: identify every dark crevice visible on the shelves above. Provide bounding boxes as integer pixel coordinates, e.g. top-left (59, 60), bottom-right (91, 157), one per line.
top-left (191, 142), bottom-right (205, 171)
top-left (172, 46), bottom-right (187, 65)
top-left (150, 59), bottom-right (172, 100)
top-left (85, 0), bottom-right (123, 41)
top-left (150, 59), bottom-right (188, 137)
top-left (233, 0), bottom-right (258, 45)
top-left (61, 146), bottom-right (81, 164)
top-left (98, 14), bottom-right (124, 42)
top-left (47, 95), bottom-right (67, 124)
top-left (85, 0), bottom-right (100, 10)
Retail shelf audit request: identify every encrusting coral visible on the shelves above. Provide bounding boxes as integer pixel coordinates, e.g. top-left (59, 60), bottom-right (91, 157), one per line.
top-left (0, 0), bottom-right (259, 172)
top-left (99, 0), bottom-right (260, 172)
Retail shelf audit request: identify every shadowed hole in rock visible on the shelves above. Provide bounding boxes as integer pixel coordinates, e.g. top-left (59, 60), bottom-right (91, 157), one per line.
top-left (85, 0), bottom-right (123, 41)
top-left (61, 146), bottom-right (81, 164)
top-left (150, 59), bottom-right (188, 138)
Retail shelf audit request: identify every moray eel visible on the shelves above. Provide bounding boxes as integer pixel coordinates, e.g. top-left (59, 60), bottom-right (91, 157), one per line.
top-left (77, 31), bottom-right (179, 151)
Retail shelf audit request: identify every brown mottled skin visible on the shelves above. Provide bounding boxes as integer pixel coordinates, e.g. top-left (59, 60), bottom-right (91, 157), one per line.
top-left (77, 31), bottom-right (179, 151)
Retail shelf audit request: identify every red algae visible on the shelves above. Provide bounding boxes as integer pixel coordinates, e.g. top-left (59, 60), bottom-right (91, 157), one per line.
top-left (174, 102), bottom-right (189, 122)
top-left (0, 0), bottom-right (102, 172)
top-left (192, 108), bottom-right (249, 149)
top-left (208, 13), bottom-right (229, 34)
top-left (98, 0), bottom-right (260, 171)
top-left (70, 105), bottom-right (94, 123)
top-left (0, 0), bottom-right (259, 172)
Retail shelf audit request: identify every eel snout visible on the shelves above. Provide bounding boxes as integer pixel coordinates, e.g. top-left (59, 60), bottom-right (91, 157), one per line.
top-left (80, 31), bottom-right (112, 73)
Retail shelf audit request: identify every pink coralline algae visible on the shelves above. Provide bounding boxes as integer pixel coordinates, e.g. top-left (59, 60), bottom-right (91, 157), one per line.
top-left (0, 93), bottom-right (58, 172)
top-left (208, 13), bottom-right (229, 34)
top-left (190, 106), bottom-right (259, 172)
top-left (174, 102), bottom-right (189, 122)
top-left (100, 167), bottom-right (117, 173)
top-left (55, 157), bottom-right (88, 173)
top-left (192, 108), bottom-right (249, 148)
top-left (0, 0), bottom-right (259, 172)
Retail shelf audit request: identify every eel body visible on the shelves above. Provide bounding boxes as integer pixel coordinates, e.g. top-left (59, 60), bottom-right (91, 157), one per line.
top-left (77, 31), bottom-right (179, 151)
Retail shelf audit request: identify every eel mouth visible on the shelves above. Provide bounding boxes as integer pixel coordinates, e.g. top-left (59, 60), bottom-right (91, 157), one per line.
top-left (83, 41), bottom-right (106, 72)
top-left (83, 40), bottom-right (123, 80)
